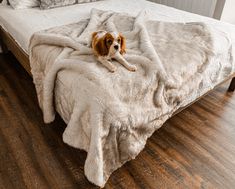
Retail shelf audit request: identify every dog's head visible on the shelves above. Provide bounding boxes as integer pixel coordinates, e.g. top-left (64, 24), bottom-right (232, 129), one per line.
top-left (92, 31), bottom-right (126, 57)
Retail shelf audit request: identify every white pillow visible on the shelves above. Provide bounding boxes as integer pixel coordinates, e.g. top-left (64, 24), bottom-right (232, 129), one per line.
top-left (9, 0), bottom-right (39, 9)
top-left (1, 0), bottom-right (8, 5)
top-left (40, 0), bottom-right (101, 10)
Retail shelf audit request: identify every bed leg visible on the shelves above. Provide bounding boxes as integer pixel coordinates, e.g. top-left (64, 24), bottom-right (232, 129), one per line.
top-left (228, 77), bottom-right (235, 92)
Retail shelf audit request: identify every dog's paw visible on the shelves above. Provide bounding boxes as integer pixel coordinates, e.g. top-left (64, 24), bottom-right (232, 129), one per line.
top-left (129, 65), bottom-right (137, 72)
top-left (109, 66), bottom-right (117, 73)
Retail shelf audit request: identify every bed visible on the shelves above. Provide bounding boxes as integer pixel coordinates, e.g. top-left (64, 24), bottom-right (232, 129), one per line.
top-left (0, 0), bottom-right (235, 187)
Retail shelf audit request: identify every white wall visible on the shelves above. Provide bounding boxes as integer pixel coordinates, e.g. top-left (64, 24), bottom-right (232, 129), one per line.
top-left (149, 0), bottom-right (235, 24)
top-left (220, 0), bottom-right (235, 24)
top-left (149, 0), bottom-right (217, 17)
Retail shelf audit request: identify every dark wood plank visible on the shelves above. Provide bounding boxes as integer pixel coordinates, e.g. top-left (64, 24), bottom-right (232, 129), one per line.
top-left (0, 53), bottom-right (235, 189)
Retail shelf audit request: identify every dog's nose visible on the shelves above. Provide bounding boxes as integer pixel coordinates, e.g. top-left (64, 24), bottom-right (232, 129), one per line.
top-left (114, 45), bottom-right (119, 50)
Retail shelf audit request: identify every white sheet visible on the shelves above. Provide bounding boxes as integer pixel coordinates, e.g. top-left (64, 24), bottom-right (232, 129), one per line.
top-left (1, 0), bottom-right (235, 54)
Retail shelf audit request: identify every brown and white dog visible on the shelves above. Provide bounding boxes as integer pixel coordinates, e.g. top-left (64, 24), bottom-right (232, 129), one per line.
top-left (91, 31), bottom-right (137, 72)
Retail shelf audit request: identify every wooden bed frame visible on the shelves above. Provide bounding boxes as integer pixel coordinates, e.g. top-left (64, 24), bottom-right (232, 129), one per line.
top-left (0, 26), bottom-right (235, 116)
top-left (0, 26), bottom-right (31, 76)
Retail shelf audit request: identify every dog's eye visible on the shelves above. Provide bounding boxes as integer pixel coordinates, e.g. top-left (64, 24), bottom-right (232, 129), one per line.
top-left (117, 39), bottom-right (121, 43)
top-left (107, 39), bottom-right (113, 45)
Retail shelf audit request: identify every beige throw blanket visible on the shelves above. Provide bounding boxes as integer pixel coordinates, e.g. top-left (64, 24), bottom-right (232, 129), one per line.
top-left (29, 9), bottom-right (234, 187)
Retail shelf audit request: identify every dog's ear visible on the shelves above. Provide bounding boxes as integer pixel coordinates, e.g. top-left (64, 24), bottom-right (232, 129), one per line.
top-left (92, 32), bottom-right (97, 39)
top-left (91, 32), bottom-right (97, 48)
top-left (95, 35), bottom-right (109, 56)
top-left (119, 34), bottom-right (126, 55)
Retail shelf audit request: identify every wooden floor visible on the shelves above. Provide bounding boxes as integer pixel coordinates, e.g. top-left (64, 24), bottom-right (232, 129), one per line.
top-left (0, 53), bottom-right (235, 189)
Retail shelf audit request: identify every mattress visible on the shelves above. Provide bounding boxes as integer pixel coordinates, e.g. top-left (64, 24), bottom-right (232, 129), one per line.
top-left (1, 0), bottom-right (235, 54)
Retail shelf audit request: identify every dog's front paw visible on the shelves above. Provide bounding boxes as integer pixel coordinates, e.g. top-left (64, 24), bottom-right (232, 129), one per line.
top-left (109, 66), bottom-right (117, 73)
top-left (129, 65), bottom-right (137, 72)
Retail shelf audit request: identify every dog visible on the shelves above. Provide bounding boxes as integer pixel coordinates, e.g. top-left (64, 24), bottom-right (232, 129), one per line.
top-left (91, 30), bottom-right (137, 72)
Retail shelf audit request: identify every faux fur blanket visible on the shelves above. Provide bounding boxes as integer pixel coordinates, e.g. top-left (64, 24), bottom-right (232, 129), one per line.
top-left (29, 9), bottom-right (234, 187)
